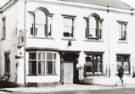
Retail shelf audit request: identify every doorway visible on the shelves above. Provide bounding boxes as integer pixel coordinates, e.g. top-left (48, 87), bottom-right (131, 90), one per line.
top-left (60, 52), bottom-right (79, 84)
top-left (63, 61), bottom-right (73, 84)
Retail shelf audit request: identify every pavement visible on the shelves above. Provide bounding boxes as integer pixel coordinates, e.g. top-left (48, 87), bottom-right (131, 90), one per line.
top-left (1, 84), bottom-right (135, 93)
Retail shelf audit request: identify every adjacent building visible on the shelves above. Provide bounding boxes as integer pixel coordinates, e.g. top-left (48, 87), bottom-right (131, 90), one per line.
top-left (0, 0), bottom-right (135, 86)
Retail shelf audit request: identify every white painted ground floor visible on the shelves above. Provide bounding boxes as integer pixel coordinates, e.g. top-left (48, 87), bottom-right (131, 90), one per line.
top-left (1, 48), bottom-right (135, 86)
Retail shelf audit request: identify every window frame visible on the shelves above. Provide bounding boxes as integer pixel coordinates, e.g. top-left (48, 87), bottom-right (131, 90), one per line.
top-left (117, 21), bottom-right (127, 41)
top-left (62, 15), bottom-right (76, 38)
top-left (28, 51), bottom-right (57, 76)
top-left (116, 54), bottom-right (130, 75)
top-left (4, 51), bottom-right (10, 74)
top-left (84, 52), bottom-right (103, 76)
top-left (28, 7), bottom-right (53, 38)
top-left (84, 13), bottom-right (103, 40)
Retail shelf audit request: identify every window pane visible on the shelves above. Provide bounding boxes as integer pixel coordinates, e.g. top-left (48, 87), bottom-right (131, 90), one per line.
top-left (119, 23), bottom-right (127, 40)
top-left (35, 10), bottom-right (46, 24)
top-left (5, 53), bottom-right (10, 74)
top-left (89, 17), bottom-right (96, 38)
top-left (35, 24), bottom-right (45, 37)
top-left (47, 52), bottom-right (53, 61)
top-left (89, 17), bottom-right (96, 29)
top-left (35, 10), bottom-right (46, 37)
top-left (54, 53), bottom-right (56, 60)
top-left (95, 61), bottom-right (101, 72)
top-left (64, 18), bottom-right (72, 26)
top-left (63, 18), bottom-right (73, 37)
top-left (117, 55), bottom-right (122, 62)
top-left (29, 53), bottom-right (36, 60)
top-left (47, 61), bottom-right (54, 75)
top-left (124, 24), bottom-right (126, 31)
top-left (85, 60), bottom-right (93, 72)
top-left (46, 52), bottom-right (56, 75)
top-left (88, 62), bottom-right (93, 72)
top-left (38, 61), bottom-right (45, 75)
top-left (48, 16), bottom-right (52, 36)
top-left (38, 53), bottom-right (45, 60)
top-left (85, 54), bottom-right (103, 75)
top-left (123, 62), bottom-right (129, 73)
top-left (29, 61), bottom-right (37, 75)
top-left (117, 62), bottom-right (122, 72)
top-left (116, 54), bottom-right (130, 74)
top-left (124, 55), bottom-right (129, 62)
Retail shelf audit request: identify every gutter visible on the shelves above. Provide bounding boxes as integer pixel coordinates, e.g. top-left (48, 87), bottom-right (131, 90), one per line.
top-left (27, 0), bottom-right (133, 15)
top-left (0, 0), bottom-right (18, 13)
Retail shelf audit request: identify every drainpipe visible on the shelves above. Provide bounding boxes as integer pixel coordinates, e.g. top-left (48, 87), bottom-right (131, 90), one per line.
top-left (107, 6), bottom-right (111, 77)
top-left (24, 0), bottom-right (27, 87)
top-left (130, 9), bottom-right (134, 75)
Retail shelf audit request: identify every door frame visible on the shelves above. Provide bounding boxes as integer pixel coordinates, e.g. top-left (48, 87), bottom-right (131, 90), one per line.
top-left (60, 51), bottom-right (80, 84)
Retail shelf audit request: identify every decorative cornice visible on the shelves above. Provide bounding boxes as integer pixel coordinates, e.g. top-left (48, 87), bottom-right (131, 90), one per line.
top-left (117, 20), bottom-right (128, 24)
top-left (62, 14), bottom-right (76, 19)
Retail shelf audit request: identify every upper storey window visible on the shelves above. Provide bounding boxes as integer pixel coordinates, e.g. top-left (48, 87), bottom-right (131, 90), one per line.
top-left (118, 21), bottom-right (127, 41)
top-left (85, 13), bottom-right (103, 40)
top-left (62, 15), bottom-right (76, 38)
top-left (29, 7), bottom-right (53, 38)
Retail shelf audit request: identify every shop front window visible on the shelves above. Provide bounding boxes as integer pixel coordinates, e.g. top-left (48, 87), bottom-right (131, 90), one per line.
top-left (28, 51), bottom-right (56, 76)
top-left (117, 54), bottom-right (130, 74)
top-left (84, 52), bottom-right (103, 76)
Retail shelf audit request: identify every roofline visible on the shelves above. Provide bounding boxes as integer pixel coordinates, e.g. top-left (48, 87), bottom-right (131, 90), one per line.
top-left (27, 0), bottom-right (133, 15)
top-left (0, 0), bottom-right (18, 13)
top-left (0, 0), bottom-right (134, 15)
top-left (60, 0), bottom-right (133, 10)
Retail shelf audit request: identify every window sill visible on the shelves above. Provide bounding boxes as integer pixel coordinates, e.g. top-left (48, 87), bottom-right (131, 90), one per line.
top-left (116, 73), bottom-right (130, 76)
top-left (84, 39), bottom-right (104, 42)
top-left (118, 40), bottom-right (128, 44)
top-left (85, 72), bottom-right (104, 76)
top-left (28, 36), bottom-right (54, 40)
top-left (62, 37), bottom-right (76, 41)
top-left (27, 74), bottom-right (58, 76)
top-left (17, 43), bottom-right (25, 48)
top-left (1, 38), bottom-right (5, 41)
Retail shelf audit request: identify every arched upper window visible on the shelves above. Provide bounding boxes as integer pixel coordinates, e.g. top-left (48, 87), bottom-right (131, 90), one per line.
top-left (29, 7), bottom-right (53, 38)
top-left (85, 13), bottom-right (103, 40)
top-left (35, 10), bottom-right (46, 37)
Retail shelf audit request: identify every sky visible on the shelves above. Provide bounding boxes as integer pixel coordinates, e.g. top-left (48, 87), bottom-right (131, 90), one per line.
top-left (0, 0), bottom-right (135, 8)
top-left (0, 0), bottom-right (9, 8)
top-left (121, 0), bottom-right (135, 8)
